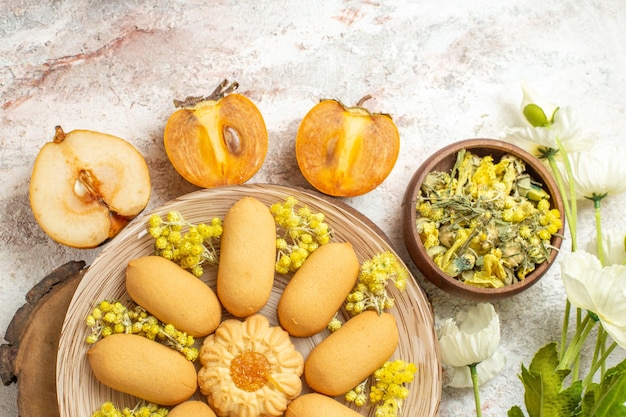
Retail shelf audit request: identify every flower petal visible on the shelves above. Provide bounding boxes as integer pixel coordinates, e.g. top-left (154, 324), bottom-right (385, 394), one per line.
top-left (503, 91), bottom-right (593, 156)
top-left (444, 350), bottom-right (507, 388)
top-left (521, 84), bottom-right (559, 123)
top-left (584, 229), bottom-right (626, 267)
top-left (592, 265), bottom-right (626, 327)
top-left (601, 321), bottom-right (626, 350)
top-left (569, 145), bottom-right (626, 199)
top-left (560, 251), bottom-right (601, 312)
top-left (561, 251), bottom-right (626, 348)
top-left (438, 303), bottom-right (500, 367)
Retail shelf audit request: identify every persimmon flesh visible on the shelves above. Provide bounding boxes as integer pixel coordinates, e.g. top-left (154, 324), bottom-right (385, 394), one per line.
top-left (164, 82), bottom-right (268, 188)
top-left (295, 98), bottom-right (400, 197)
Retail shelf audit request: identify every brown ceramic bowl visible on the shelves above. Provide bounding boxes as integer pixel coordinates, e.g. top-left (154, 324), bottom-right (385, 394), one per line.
top-left (402, 139), bottom-right (564, 302)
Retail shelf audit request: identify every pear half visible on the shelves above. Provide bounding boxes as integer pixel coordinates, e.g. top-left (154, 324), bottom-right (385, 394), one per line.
top-left (29, 126), bottom-right (151, 248)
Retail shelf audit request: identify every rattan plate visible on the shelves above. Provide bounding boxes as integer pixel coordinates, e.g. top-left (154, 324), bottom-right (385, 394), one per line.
top-left (56, 183), bottom-right (441, 417)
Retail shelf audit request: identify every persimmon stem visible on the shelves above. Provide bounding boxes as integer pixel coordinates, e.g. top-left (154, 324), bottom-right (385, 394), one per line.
top-left (356, 94), bottom-right (372, 107)
top-left (209, 79), bottom-right (239, 100)
top-left (173, 79), bottom-right (240, 108)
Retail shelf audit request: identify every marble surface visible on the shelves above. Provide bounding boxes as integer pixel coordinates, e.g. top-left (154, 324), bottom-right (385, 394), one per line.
top-left (1, 1), bottom-right (626, 416)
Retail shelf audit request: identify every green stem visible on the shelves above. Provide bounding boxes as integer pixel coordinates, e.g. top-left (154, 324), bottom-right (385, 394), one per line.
top-left (559, 299), bottom-right (571, 361)
top-left (583, 340), bottom-right (618, 388)
top-left (469, 363), bottom-right (482, 417)
top-left (554, 137), bottom-right (578, 251)
top-left (599, 328), bottom-right (608, 378)
top-left (600, 337), bottom-right (607, 377)
top-left (573, 308), bottom-right (582, 380)
top-left (590, 195), bottom-right (609, 381)
top-left (547, 148), bottom-right (574, 362)
top-left (546, 140), bottom-right (581, 369)
top-left (589, 326), bottom-right (602, 377)
top-left (593, 326), bottom-right (608, 378)
top-left (591, 195), bottom-right (606, 266)
top-left (546, 154), bottom-right (576, 250)
top-left (559, 313), bottom-right (596, 371)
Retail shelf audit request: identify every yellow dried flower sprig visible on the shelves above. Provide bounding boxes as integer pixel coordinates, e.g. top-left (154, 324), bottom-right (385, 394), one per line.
top-left (346, 251), bottom-right (409, 316)
top-left (270, 196), bottom-right (332, 274)
top-left (346, 359), bottom-right (417, 417)
top-left (91, 401), bottom-right (168, 417)
top-left (148, 211), bottom-right (223, 278)
top-left (85, 300), bottom-right (198, 362)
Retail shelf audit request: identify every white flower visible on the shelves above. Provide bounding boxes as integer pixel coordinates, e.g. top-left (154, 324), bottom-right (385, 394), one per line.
top-left (520, 84), bottom-right (559, 124)
top-left (560, 251), bottom-right (626, 349)
top-left (567, 145), bottom-right (626, 199)
top-left (444, 351), bottom-right (506, 388)
top-left (505, 106), bottom-right (592, 155)
top-left (503, 86), bottom-right (593, 156)
top-left (438, 303), bottom-right (501, 367)
top-left (584, 229), bottom-right (626, 266)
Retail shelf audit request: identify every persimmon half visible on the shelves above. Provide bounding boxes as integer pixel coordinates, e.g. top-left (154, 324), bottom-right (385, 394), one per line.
top-left (295, 97), bottom-right (400, 197)
top-left (164, 80), bottom-right (268, 188)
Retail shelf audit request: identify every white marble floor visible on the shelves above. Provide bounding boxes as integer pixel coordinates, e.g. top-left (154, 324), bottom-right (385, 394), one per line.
top-left (1, 1), bottom-right (626, 416)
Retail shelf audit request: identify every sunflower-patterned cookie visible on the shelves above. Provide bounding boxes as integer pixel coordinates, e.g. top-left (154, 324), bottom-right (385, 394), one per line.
top-left (198, 314), bottom-right (304, 417)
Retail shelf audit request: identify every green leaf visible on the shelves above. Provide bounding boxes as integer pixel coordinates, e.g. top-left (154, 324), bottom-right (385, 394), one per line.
top-left (517, 342), bottom-right (583, 417)
top-left (558, 380), bottom-right (583, 415)
top-left (580, 358), bottom-right (626, 417)
top-left (508, 405), bottom-right (526, 417)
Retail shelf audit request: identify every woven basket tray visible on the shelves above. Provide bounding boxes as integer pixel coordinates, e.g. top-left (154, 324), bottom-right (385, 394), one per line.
top-left (56, 183), bottom-right (441, 417)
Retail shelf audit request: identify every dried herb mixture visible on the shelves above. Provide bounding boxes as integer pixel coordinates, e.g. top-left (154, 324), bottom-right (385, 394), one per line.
top-left (415, 149), bottom-right (562, 288)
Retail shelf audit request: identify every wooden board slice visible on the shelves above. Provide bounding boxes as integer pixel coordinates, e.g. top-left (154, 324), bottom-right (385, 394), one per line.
top-left (1, 261), bottom-right (86, 417)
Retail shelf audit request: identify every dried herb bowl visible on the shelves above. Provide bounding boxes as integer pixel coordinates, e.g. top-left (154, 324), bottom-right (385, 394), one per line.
top-left (402, 139), bottom-right (565, 302)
